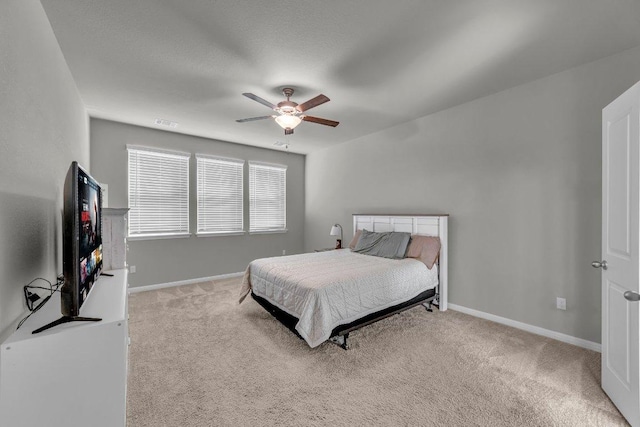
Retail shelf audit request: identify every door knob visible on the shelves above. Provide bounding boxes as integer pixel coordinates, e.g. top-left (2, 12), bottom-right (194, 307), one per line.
top-left (591, 260), bottom-right (608, 270)
top-left (624, 291), bottom-right (640, 302)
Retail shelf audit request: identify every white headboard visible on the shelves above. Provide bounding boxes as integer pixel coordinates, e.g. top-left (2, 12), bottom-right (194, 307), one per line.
top-left (352, 214), bottom-right (448, 311)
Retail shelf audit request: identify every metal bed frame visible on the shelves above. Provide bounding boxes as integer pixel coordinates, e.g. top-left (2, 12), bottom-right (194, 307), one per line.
top-left (252, 287), bottom-right (438, 350)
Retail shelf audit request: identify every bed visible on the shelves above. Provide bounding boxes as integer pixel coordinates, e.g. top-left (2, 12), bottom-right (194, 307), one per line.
top-left (239, 214), bottom-right (448, 349)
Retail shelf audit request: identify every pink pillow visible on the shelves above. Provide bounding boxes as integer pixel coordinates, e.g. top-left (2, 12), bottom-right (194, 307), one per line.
top-left (348, 230), bottom-right (362, 249)
top-left (406, 235), bottom-right (441, 269)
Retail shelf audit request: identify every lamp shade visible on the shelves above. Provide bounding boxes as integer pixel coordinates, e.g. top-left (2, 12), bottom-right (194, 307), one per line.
top-left (275, 114), bottom-right (302, 130)
top-left (330, 223), bottom-right (343, 249)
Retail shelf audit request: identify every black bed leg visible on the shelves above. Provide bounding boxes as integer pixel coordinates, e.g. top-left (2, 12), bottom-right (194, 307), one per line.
top-left (341, 333), bottom-right (349, 350)
top-left (422, 302), bottom-right (433, 312)
top-left (328, 333), bottom-right (350, 350)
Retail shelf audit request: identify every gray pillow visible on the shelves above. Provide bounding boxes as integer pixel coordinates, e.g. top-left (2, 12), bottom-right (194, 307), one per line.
top-left (353, 229), bottom-right (411, 259)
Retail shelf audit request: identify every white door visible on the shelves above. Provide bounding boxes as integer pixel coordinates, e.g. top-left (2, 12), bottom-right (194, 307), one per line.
top-left (600, 81), bottom-right (640, 426)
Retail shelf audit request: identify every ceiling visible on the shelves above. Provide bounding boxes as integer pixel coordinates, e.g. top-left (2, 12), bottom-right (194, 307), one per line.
top-left (40, 0), bottom-right (640, 154)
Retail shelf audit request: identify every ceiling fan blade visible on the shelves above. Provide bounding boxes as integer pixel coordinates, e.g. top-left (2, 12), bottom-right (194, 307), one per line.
top-left (242, 93), bottom-right (276, 110)
top-left (296, 94), bottom-right (330, 112)
top-left (302, 115), bottom-right (340, 127)
top-left (236, 115), bottom-right (273, 123)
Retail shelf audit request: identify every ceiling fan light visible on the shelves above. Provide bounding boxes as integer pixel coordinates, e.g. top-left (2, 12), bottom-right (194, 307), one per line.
top-left (275, 114), bottom-right (302, 130)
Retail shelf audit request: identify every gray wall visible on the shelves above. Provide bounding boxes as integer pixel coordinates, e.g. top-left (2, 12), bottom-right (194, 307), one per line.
top-left (305, 45), bottom-right (640, 344)
top-left (90, 119), bottom-right (305, 287)
top-left (0, 1), bottom-right (89, 336)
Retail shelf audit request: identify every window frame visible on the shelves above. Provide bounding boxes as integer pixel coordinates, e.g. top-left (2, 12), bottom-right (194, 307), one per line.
top-left (195, 154), bottom-right (245, 236)
top-left (127, 145), bottom-right (191, 240)
top-left (249, 161), bottom-right (287, 234)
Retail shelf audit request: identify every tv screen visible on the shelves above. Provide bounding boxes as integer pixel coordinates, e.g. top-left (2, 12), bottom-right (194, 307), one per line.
top-left (77, 166), bottom-right (103, 308)
top-left (62, 161), bottom-right (103, 317)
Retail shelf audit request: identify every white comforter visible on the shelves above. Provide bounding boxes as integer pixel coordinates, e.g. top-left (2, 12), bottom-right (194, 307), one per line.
top-left (239, 249), bottom-right (438, 348)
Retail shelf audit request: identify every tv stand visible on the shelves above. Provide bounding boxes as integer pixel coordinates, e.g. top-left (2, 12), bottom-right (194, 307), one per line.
top-left (0, 269), bottom-right (128, 427)
top-left (32, 315), bottom-right (102, 334)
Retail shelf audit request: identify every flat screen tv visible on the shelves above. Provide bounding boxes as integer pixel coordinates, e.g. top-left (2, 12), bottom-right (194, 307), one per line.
top-left (33, 161), bottom-right (103, 334)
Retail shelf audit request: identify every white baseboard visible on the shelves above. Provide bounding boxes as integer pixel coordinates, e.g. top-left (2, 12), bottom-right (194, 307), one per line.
top-left (447, 303), bottom-right (601, 353)
top-left (128, 272), bottom-right (244, 294)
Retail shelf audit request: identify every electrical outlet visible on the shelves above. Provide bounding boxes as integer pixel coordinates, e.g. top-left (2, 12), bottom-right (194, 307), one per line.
top-left (129, 265), bottom-right (136, 274)
top-left (282, 250), bottom-right (286, 255)
top-left (556, 297), bottom-right (566, 310)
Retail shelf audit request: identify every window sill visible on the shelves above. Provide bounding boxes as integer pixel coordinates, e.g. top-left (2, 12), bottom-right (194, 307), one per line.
top-left (127, 233), bottom-right (191, 241)
top-left (196, 231), bottom-right (246, 237)
top-left (249, 229), bottom-right (288, 235)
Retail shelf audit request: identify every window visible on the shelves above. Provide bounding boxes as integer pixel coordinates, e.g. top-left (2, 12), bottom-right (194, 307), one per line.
top-left (196, 155), bottom-right (244, 234)
top-left (249, 162), bottom-right (287, 232)
top-left (127, 146), bottom-right (190, 238)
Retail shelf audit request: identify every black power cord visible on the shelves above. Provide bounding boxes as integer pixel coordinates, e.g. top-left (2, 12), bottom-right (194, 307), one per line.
top-left (16, 277), bottom-right (63, 331)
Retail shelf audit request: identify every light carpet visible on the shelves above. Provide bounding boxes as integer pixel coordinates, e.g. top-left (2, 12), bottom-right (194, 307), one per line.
top-left (127, 277), bottom-right (627, 426)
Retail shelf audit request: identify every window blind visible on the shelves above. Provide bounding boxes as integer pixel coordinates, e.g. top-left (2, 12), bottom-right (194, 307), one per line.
top-left (196, 155), bottom-right (244, 234)
top-left (249, 162), bottom-right (287, 232)
top-left (128, 147), bottom-right (190, 237)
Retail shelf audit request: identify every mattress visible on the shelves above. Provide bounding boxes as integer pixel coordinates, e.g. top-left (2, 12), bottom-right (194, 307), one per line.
top-left (240, 249), bottom-right (438, 348)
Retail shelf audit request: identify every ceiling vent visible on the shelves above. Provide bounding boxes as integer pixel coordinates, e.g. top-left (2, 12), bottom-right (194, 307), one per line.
top-left (154, 118), bottom-right (178, 128)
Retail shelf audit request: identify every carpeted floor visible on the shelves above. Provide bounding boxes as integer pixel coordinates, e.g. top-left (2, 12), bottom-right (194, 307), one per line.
top-left (127, 277), bottom-right (628, 426)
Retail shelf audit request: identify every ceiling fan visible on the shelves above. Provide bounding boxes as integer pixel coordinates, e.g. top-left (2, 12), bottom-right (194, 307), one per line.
top-left (236, 87), bottom-right (339, 135)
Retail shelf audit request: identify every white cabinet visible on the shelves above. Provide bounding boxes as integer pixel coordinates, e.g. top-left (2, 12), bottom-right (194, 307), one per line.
top-left (0, 269), bottom-right (128, 427)
top-left (103, 208), bottom-right (128, 271)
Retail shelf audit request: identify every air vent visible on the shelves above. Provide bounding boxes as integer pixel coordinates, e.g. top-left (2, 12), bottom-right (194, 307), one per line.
top-left (154, 118), bottom-right (178, 128)
top-left (273, 141), bottom-right (287, 147)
